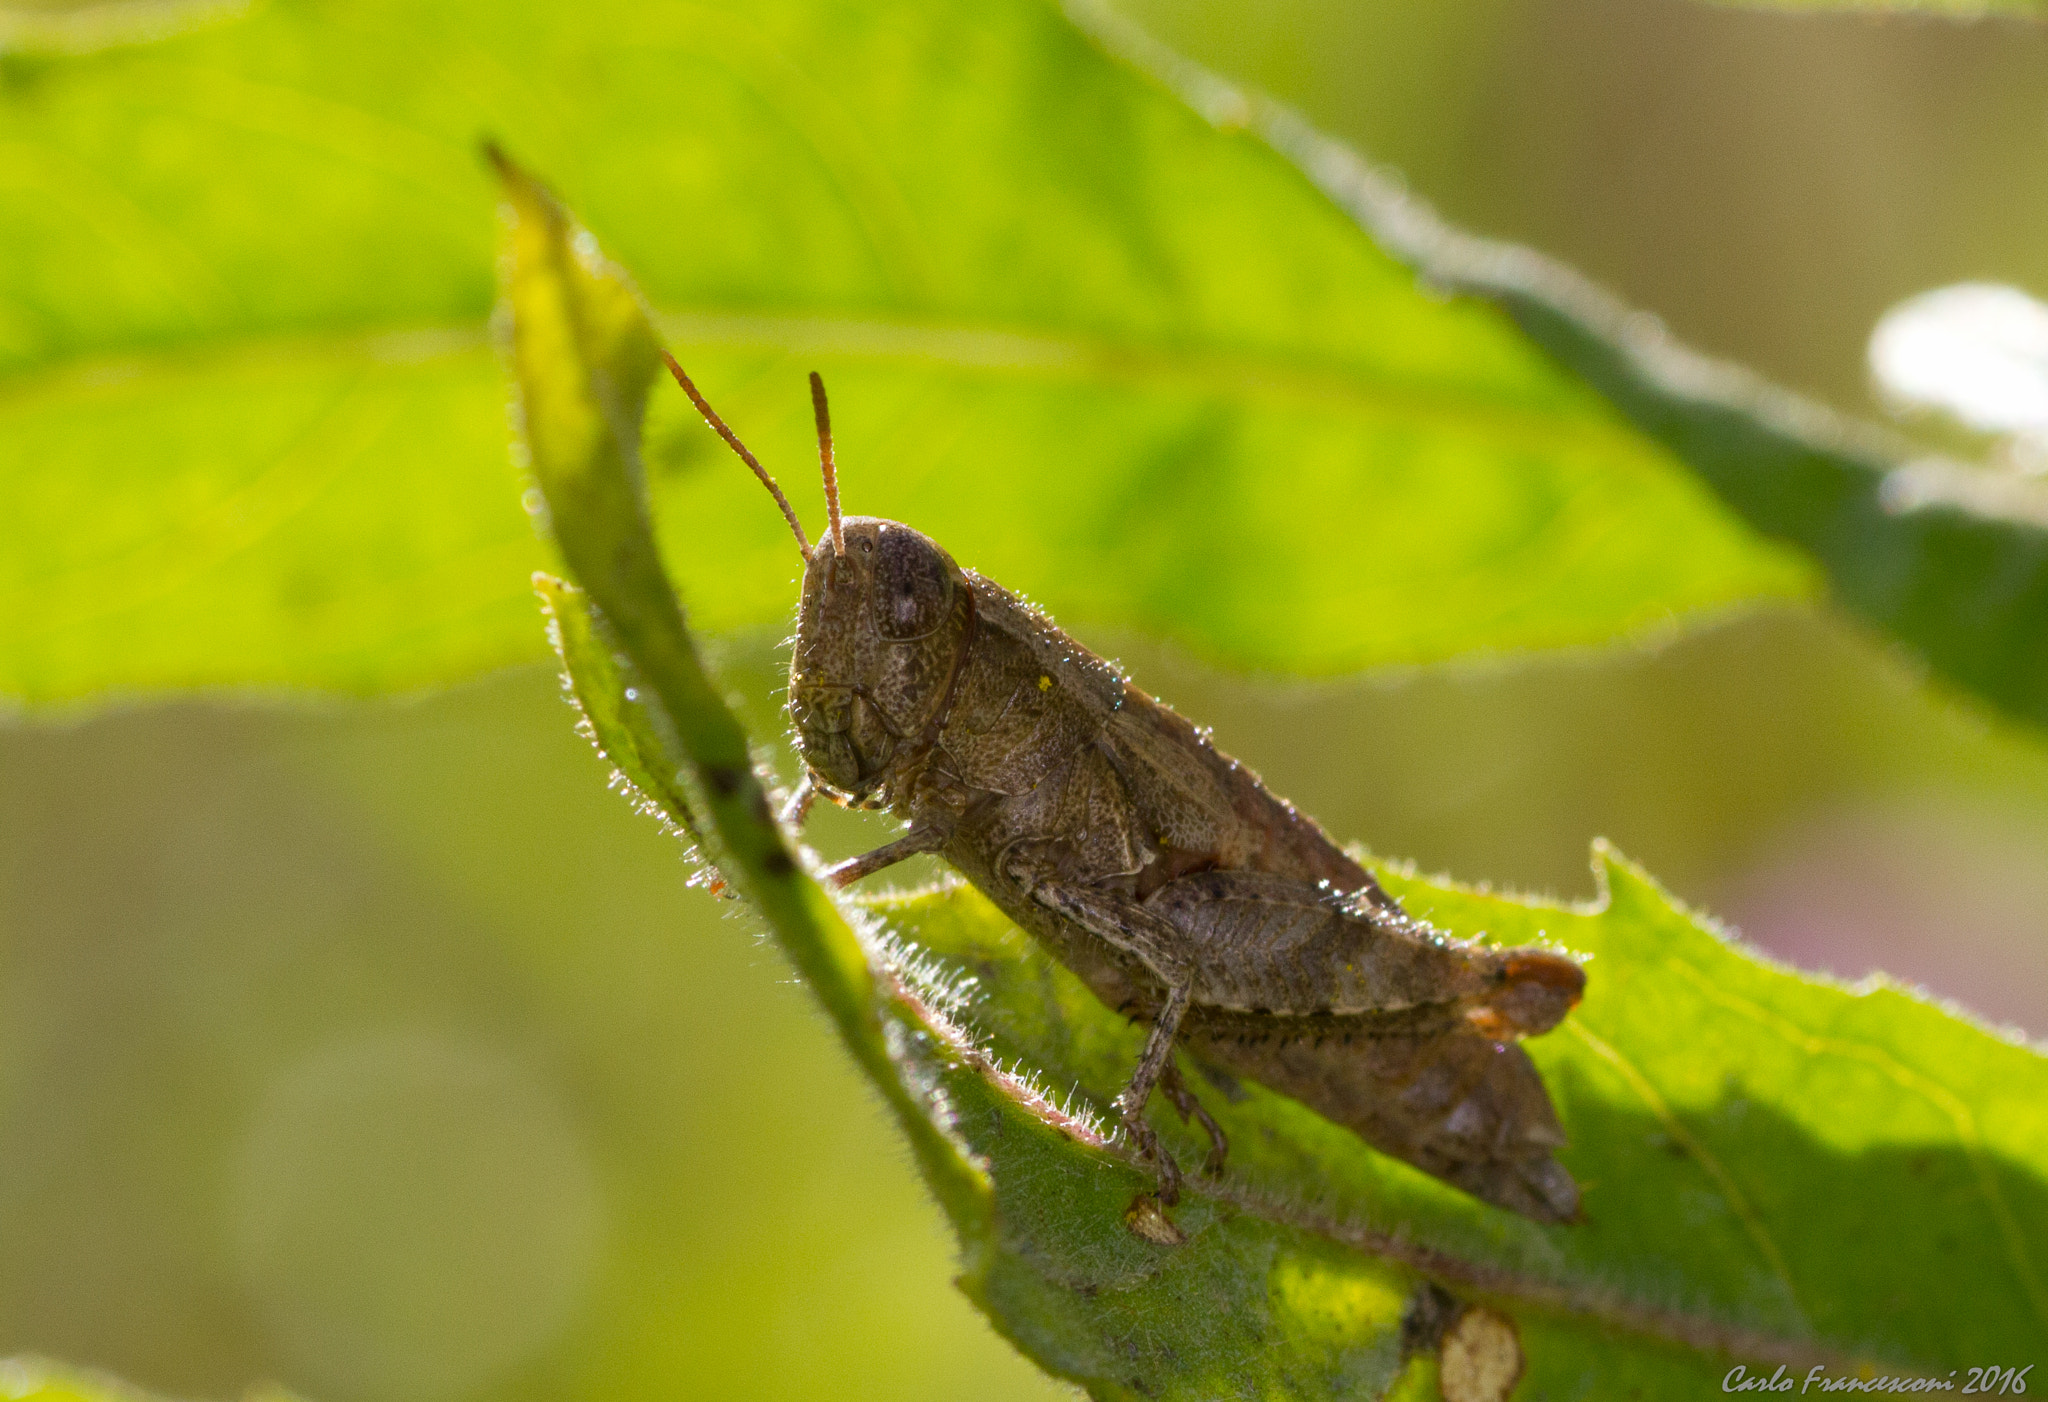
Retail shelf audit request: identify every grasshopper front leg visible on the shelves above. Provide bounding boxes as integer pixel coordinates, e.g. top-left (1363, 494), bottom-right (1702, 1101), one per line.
top-left (779, 773), bottom-right (817, 830)
top-left (823, 815), bottom-right (951, 888)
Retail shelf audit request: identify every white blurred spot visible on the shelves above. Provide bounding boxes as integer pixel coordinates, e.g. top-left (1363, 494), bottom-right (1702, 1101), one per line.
top-left (1869, 282), bottom-right (2048, 439)
top-left (233, 1031), bottom-right (603, 1402)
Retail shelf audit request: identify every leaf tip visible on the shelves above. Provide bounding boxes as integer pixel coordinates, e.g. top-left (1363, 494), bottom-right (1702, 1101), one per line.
top-left (483, 141), bottom-right (564, 239)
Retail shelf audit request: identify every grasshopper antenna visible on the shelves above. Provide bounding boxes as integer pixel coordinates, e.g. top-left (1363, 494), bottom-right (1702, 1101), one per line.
top-left (660, 350), bottom-right (811, 556)
top-left (809, 371), bottom-right (844, 556)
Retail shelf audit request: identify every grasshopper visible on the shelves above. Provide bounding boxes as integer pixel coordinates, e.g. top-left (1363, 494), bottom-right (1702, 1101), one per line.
top-left (665, 355), bottom-right (1586, 1223)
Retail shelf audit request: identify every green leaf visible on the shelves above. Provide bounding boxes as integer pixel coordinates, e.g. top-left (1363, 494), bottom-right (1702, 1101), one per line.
top-left (871, 854), bottom-right (2048, 1392)
top-left (1074, 5), bottom-right (2048, 731)
top-left (503, 153), bottom-right (2048, 1397)
top-left (2, 0), bottom-right (1811, 709)
top-left (496, 143), bottom-right (988, 1221)
top-left (13, 0), bottom-right (2048, 730)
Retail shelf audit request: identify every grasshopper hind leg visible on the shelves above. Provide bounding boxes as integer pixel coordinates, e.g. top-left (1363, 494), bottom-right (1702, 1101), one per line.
top-left (1160, 1061), bottom-right (1228, 1177)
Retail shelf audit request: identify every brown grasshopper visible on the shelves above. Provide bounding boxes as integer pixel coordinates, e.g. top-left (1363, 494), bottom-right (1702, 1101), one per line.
top-left (664, 355), bottom-right (1586, 1223)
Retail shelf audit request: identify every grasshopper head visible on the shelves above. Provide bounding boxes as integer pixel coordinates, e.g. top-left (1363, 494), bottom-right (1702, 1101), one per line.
top-left (656, 354), bottom-right (974, 807)
top-left (788, 517), bottom-right (972, 805)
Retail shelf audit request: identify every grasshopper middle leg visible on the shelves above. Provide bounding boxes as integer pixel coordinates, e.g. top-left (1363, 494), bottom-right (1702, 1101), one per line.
top-left (1031, 881), bottom-right (1205, 1203)
top-left (1112, 979), bottom-right (1193, 1204)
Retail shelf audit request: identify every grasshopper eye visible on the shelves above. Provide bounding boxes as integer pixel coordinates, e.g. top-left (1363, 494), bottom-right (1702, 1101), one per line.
top-left (872, 525), bottom-right (951, 640)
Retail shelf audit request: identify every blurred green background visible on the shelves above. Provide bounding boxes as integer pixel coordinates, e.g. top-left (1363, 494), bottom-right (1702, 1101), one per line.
top-left (4, 0), bottom-right (2048, 1399)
